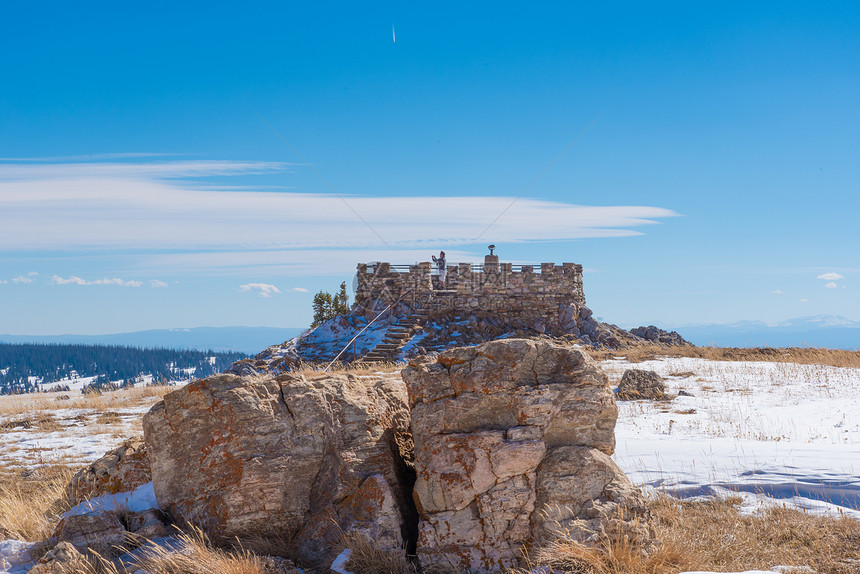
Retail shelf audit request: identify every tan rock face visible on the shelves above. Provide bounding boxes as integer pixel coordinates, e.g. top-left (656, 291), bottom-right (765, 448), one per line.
top-left (404, 339), bottom-right (646, 572)
top-left (66, 437), bottom-right (150, 505)
top-left (143, 373), bottom-right (413, 565)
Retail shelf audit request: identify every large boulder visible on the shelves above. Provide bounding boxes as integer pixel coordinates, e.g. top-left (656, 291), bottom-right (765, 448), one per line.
top-left (617, 369), bottom-right (665, 400)
top-left (403, 339), bottom-right (648, 572)
top-left (143, 373), bottom-right (413, 566)
top-left (66, 437), bottom-right (150, 505)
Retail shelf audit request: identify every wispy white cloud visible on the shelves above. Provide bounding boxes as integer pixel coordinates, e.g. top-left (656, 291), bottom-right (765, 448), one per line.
top-left (150, 279), bottom-right (168, 288)
top-left (0, 160), bottom-right (290, 181)
top-left (0, 279), bottom-right (7, 284)
top-left (239, 283), bottom-right (281, 297)
top-left (50, 275), bottom-right (143, 287)
top-left (799, 298), bottom-right (809, 302)
top-left (0, 159), bottom-right (678, 274)
top-left (12, 272), bottom-right (37, 284)
top-left (290, 287), bottom-right (309, 293)
top-left (0, 152), bottom-right (180, 162)
top-left (769, 289), bottom-right (783, 294)
top-left (817, 272), bottom-right (844, 281)
top-left (825, 282), bottom-right (838, 289)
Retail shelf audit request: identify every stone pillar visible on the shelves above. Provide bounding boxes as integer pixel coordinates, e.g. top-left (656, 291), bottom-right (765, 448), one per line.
top-left (417, 262), bottom-right (432, 293)
top-left (457, 263), bottom-right (472, 294)
top-left (484, 254), bottom-right (500, 273)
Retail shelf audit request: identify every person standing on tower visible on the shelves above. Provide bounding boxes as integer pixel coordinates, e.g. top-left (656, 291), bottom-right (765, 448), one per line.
top-left (432, 251), bottom-right (447, 286)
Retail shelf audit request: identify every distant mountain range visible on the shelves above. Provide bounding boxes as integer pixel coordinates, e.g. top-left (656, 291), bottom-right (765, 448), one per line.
top-left (2, 315), bottom-right (858, 355)
top-left (674, 315), bottom-right (860, 350)
top-left (0, 326), bottom-right (306, 355)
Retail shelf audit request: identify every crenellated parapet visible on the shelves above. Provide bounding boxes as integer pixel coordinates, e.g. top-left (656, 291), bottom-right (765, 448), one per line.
top-left (354, 260), bottom-right (585, 315)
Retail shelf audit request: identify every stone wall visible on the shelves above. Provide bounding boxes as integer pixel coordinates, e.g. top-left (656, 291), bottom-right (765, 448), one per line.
top-left (354, 261), bottom-right (585, 316)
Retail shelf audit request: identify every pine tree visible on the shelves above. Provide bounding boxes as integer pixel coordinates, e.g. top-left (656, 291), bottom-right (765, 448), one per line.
top-left (311, 291), bottom-right (334, 327)
top-left (333, 281), bottom-right (350, 316)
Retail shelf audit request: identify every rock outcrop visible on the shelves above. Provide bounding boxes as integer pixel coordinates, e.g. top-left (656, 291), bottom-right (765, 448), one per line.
top-left (66, 437), bottom-right (150, 505)
top-left (617, 369), bottom-right (666, 400)
top-left (630, 325), bottom-right (690, 346)
top-left (403, 339), bottom-right (648, 572)
top-left (143, 373), bottom-right (414, 566)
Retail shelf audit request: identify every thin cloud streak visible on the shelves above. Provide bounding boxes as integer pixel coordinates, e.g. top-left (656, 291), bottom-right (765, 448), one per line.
top-left (0, 177), bottom-right (678, 255)
top-left (0, 153), bottom-right (181, 162)
top-left (0, 160), bottom-right (292, 181)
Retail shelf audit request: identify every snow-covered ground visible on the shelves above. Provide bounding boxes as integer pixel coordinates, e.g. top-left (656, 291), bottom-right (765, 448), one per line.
top-left (0, 385), bottom-right (181, 470)
top-left (1, 356), bottom-right (858, 573)
top-left (603, 357), bottom-right (860, 519)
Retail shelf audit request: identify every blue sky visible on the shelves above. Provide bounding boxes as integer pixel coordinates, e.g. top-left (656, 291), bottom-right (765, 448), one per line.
top-left (1, 2), bottom-right (858, 334)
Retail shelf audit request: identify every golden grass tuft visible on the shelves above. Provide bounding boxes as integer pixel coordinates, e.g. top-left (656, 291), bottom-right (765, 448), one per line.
top-left (83, 525), bottom-right (271, 574)
top-left (514, 495), bottom-right (860, 574)
top-left (587, 343), bottom-right (860, 369)
top-left (0, 465), bottom-right (74, 541)
top-left (287, 360), bottom-right (403, 377)
top-left (339, 532), bottom-right (417, 574)
top-left (0, 385), bottom-right (176, 418)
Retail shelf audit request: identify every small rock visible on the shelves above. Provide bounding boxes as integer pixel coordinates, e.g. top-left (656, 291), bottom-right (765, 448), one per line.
top-left (66, 437), bottom-right (150, 505)
top-left (54, 511), bottom-right (126, 556)
top-left (259, 555), bottom-right (303, 574)
top-left (125, 509), bottom-right (169, 539)
top-left (617, 369), bottom-right (665, 400)
top-left (26, 541), bottom-right (86, 574)
top-left (678, 389), bottom-right (694, 397)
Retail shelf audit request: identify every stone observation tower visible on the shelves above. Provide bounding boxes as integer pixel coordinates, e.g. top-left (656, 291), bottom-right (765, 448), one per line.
top-left (354, 247), bottom-right (586, 337)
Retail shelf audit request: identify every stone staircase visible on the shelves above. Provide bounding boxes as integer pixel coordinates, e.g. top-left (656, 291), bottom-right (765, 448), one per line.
top-left (357, 307), bottom-right (430, 364)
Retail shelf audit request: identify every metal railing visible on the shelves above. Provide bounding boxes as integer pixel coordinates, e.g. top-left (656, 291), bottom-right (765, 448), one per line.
top-left (364, 263), bottom-right (551, 274)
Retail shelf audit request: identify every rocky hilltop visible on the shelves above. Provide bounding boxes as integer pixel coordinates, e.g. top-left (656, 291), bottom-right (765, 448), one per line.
top-left (229, 259), bottom-right (688, 375)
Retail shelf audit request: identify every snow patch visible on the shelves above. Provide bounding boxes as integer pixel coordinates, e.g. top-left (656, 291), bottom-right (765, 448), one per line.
top-left (330, 548), bottom-right (353, 574)
top-left (0, 540), bottom-right (37, 574)
top-left (62, 481), bottom-right (158, 518)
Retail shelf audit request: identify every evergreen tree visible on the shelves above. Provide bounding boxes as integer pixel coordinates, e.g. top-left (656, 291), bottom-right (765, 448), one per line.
top-left (311, 291), bottom-right (334, 327)
top-left (333, 281), bottom-right (350, 316)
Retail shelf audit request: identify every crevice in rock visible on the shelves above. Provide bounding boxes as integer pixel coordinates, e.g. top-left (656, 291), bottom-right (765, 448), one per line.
top-left (385, 426), bottom-right (419, 555)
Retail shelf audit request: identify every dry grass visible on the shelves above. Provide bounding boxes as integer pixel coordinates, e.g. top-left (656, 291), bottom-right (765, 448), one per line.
top-left (288, 360), bottom-right (403, 377)
top-left (83, 525), bottom-right (273, 574)
top-left (515, 495), bottom-right (860, 574)
top-left (0, 465), bottom-right (74, 541)
top-left (649, 496), bottom-right (860, 574)
top-left (339, 532), bottom-right (417, 574)
top-left (0, 385), bottom-right (176, 418)
top-left (587, 343), bottom-right (860, 369)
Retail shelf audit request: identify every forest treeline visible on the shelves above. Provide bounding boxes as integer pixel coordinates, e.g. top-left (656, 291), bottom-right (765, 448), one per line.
top-left (0, 343), bottom-right (247, 395)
